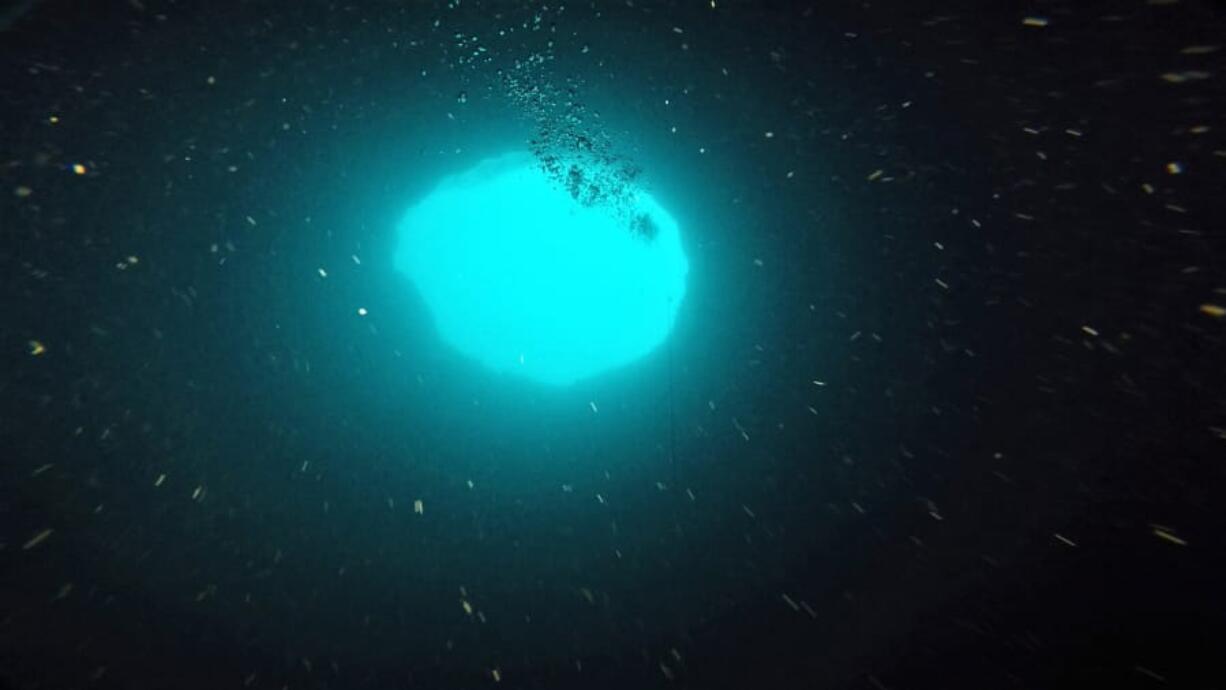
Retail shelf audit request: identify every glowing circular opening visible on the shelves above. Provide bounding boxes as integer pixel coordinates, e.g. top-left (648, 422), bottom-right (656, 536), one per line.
top-left (395, 151), bottom-right (688, 386)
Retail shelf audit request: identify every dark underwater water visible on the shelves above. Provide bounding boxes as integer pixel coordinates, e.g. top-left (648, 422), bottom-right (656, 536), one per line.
top-left (2, 1), bottom-right (1225, 688)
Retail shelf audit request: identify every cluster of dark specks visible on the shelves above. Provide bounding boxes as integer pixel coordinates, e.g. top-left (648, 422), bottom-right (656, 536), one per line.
top-left (501, 49), bottom-right (652, 240)
top-left (630, 213), bottom-right (658, 241)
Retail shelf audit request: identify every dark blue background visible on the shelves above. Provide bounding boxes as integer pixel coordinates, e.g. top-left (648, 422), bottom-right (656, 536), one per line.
top-left (2, 1), bottom-right (1225, 688)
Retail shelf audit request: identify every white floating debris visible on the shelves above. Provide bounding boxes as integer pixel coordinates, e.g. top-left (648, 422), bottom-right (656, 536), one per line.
top-left (731, 417), bottom-right (749, 441)
top-left (22, 528), bottom-right (53, 550)
top-left (589, 401), bottom-right (599, 413)
top-left (154, 473), bottom-right (166, 487)
top-left (1152, 526), bottom-right (1187, 546)
top-left (413, 499), bottom-right (424, 514)
top-left (317, 268), bottom-right (328, 278)
top-left (357, 307), bottom-right (368, 316)
top-left (781, 593), bottom-right (800, 611)
top-left (1161, 71), bottom-right (1212, 84)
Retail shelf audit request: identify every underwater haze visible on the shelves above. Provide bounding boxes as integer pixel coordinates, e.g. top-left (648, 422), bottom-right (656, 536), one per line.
top-left (2, 2), bottom-right (1226, 689)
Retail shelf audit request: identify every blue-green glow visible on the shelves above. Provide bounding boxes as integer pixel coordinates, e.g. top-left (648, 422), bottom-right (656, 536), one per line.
top-left (395, 151), bottom-right (688, 386)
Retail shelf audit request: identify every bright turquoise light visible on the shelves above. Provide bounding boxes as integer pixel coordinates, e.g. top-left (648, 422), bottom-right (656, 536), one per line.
top-left (395, 151), bottom-right (688, 386)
